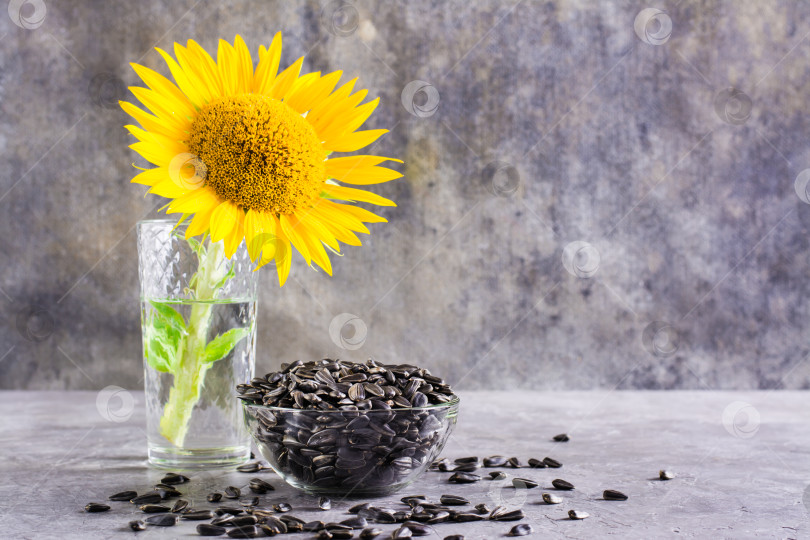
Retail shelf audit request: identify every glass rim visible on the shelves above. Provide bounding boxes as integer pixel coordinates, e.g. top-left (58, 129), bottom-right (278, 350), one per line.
top-left (242, 395), bottom-right (460, 414)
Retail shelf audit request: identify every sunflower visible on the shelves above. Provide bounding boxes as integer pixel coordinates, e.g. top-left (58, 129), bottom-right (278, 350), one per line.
top-left (121, 33), bottom-right (401, 286)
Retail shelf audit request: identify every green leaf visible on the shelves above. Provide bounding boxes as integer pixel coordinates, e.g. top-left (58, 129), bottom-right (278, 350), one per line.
top-left (149, 301), bottom-right (187, 336)
top-left (211, 265), bottom-right (236, 292)
top-left (144, 323), bottom-right (178, 373)
top-left (202, 327), bottom-right (251, 365)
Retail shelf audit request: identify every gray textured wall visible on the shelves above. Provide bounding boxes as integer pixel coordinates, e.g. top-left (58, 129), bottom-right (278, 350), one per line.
top-left (3, 0), bottom-right (810, 391)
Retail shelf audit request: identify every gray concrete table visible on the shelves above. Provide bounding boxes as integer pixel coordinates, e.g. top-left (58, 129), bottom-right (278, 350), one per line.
top-left (0, 391), bottom-right (807, 539)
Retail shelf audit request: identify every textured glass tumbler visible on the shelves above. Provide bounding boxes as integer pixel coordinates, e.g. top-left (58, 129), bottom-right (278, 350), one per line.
top-left (137, 219), bottom-right (258, 469)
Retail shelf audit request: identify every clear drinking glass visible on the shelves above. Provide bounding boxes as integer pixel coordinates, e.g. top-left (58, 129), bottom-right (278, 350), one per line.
top-left (137, 219), bottom-right (258, 468)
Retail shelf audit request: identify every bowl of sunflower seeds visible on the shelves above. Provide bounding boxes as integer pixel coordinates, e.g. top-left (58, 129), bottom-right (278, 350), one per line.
top-left (238, 358), bottom-right (459, 496)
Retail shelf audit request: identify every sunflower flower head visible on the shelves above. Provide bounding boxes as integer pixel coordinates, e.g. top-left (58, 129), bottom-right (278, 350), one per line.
top-left (122, 34), bottom-right (401, 286)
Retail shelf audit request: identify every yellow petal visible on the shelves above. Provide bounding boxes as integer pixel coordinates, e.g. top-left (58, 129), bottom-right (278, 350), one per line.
top-left (252, 32), bottom-right (282, 94)
top-left (323, 129), bottom-right (388, 153)
top-left (325, 155), bottom-right (403, 174)
top-left (310, 88), bottom-right (367, 135)
top-left (319, 98), bottom-right (379, 143)
top-left (185, 203), bottom-right (216, 238)
top-left (156, 47), bottom-right (208, 107)
top-left (217, 38), bottom-right (238, 96)
top-left (129, 142), bottom-right (172, 167)
top-left (269, 56), bottom-right (304, 100)
top-left (209, 200), bottom-right (240, 242)
top-left (279, 213), bottom-right (311, 266)
top-left (296, 210), bottom-right (340, 251)
top-left (130, 63), bottom-right (195, 117)
top-left (148, 177), bottom-right (190, 199)
top-left (131, 167), bottom-right (168, 186)
top-left (120, 101), bottom-right (181, 139)
top-left (321, 219), bottom-right (362, 246)
top-left (265, 214), bottom-right (292, 286)
top-left (125, 125), bottom-right (187, 156)
top-left (338, 204), bottom-right (388, 224)
top-left (129, 87), bottom-right (191, 131)
top-left (291, 212), bottom-right (332, 275)
top-left (328, 166), bottom-right (403, 185)
top-left (167, 188), bottom-right (220, 214)
top-left (307, 77), bottom-right (358, 131)
top-left (286, 70), bottom-right (342, 114)
top-left (223, 210), bottom-right (245, 258)
top-left (233, 35), bottom-right (254, 93)
top-left (182, 40), bottom-right (223, 98)
top-left (322, 185), bottom-right (396, 207)
top-left (310, 201), bottom-right (370, 234)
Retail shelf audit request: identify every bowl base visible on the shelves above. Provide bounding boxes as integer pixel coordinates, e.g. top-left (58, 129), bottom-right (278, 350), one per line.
top-left (147, 444), bottom-right (250, 470)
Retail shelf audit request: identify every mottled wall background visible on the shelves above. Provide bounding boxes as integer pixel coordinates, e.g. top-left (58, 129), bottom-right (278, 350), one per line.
top-left (3, 0), bottom-right (810, 391)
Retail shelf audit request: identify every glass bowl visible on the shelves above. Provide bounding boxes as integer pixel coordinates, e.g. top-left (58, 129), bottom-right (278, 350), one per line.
top-left (242, 398), bottom-right (459, 496)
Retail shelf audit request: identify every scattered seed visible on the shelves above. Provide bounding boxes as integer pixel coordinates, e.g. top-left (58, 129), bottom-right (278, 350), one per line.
top-left (491, 509), bottom-right (525, 521)
top-left (248, 478), bottom-right (274, 494)
top-left (319, 496), bottom-right (332, 510)
top-left (440, 494), bottom-right (469, 506)
top-left (240, 496), bottom-right (259, 508)
top-left (145, 514), bottom-right (178, 527)
top-left (211, 516), bottom-right (234, 526)
top-left (508, 523), bottom-right (533, 536)
top-left (350, 502), bottom-right (372, 514)
top-left (433, 458), bottom-right (452, 472)
top-left (489, 471), bottom-right (507, 480)
top-left (427, 511), bottom-right (451, 524)
top-left (542, 457), bottom-right (562, 468)
top-left (454, 456), bottom-right (479, 465)
top-left (131, 493), bottom-right (162, 505)
top-left (512, 478), bottom-right (539, 489)
top-left (603, 489), bottom-right (628, 501)
top-left (109, 490), bottom-right (137, 501)
top-left (568, 510), bottom-right (589, 520)
top-left (216, 507), bottom-right (243, 516)
top-left (160, 473), bottom-right (189, 485)
top-left (140, 504), bottom-right (171, 513)
top-left (448, 472), bottom-right (481, 484)
top-left (452, 464), bottom-right (480, 472)
top-left (453, 513), bottom-right (485, 522)
top-left (207, 492), bottom-right (223, 503)
top-left (444, 536), bottom-right (465, 540)
top-left (527, 458), bottom-right (546, 469)
top-left (360, 527), bottom-right (383, 539)
top-left (659, 470), bottom-right (675, 480)
top-left (488, 506), bottom-right (506, 520)
top-left (171, 499), bottom-right (188, 513)
top-left (553, 433), bottom-right (569, 442)
top-left (197, 523), bottom-right (227, 536)
top-left (341, 516), bottom-right (369, 528)
top-left (182, 510), bottom-right (214, 520)
top-left (551, 479), bottom-right (574, 490)
top-left (330, 531), bottom-right (353, 540)
top-left (227, 525), bottom-right (258, 538)
top-left (236, 462), bottom-right (261, 473)
top-left (542, 493), bottom-right (563, 504)
top-left (483, 455), bottom-right (508, 467)
top-left (392, 526), bottom-right (413, 538)
top-left (231, 516), bottom-right (259, 527)
top-left (84, 503), bottom-right (110, 513)
top-left (129, 520), bottom-right (146, 531)
top-left (303, 521), bottom-right (325, 532)
top-left (507, 457), bottom-right (522, 468)
top-left (261, 516), bottom-right (287, 534)
top-left (273, 502), bottom-right (292, 513)
top-left (224, 486), bottom-right (241, 499)
top-left (474, 503), bottom-right (491, 514)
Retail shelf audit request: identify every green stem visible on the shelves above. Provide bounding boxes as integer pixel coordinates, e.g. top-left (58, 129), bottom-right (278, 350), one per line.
top-left (159, 239), bottom-right (226, 447)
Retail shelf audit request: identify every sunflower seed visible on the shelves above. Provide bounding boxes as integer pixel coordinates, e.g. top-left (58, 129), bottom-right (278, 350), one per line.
top-left (507, 457), bottom-right (522, 468)
top-left (348, 383), bottom-right (365, 401)
top-left (350, 502), bottom-right (372, 514)
top-left (659, 470), bottom-right (675, 480)
top-left (170, 499), bottom-right (188, 513)
top-left (454, 456), bottom-right (479, 465)
top-left (491, 509), bottom-right (525, 521)
top-left (474, 503), bottom-right (491, 514)
top-left (360, 527), bottom-right (383, 539)
top-left (236, 462), bottom-right (261, 473)
top-left (603, 489), bottom-right (628, 501)
top-left (303, 521), bottom-right (325, 532)
top-left (227, 525), bottom-right (258, 538)
top-left (405, 521), bottom-right (432, 535)
top-left (330, 531), bottom-right (353, 540)
top-left (401, 495), bottom-right (426, 506)
top-left (145, 514), bottom-right (178, 527)
top-left (84, 503), bottom-right (110, 513)
top-left (542, 457), bottom-right (562, 468)
top-left (129, 520), bottom-right (146, 531)
top-left (216, 506), bottom-right (243, 516)
top-left (248, 478), bottom-right (274, 493)
top-left (185, 510), bottom-right (216, 520)
top-left (568, 510), bottom-right (589, 520)
top-left (512, 478), bottom-right (538, 489)
top-left (552, 479), bottom-right (574, 490)
top-left (224, 486), bottom-right (241, 499)
top-left (140, 504), bottom-right (171, 513)
top-left (261, 516), bottom-right (287, 534)
top-left (444, 536), bottom-right (465, 540)
top-left (211, 516), bottom-right (234, 526)
top-left (240, 496), bottom-right (259, 508)
top-left (131, 493), bottom-right (162, 505)
top-left (109, 490), bottom-right (137, 501)
top-left (553, 433), bottom-right (569, 442)
top-left (392, 526), bottom-right (413, 538)
top-left (208, 492), bottom-right (223, 503)
top-left (319, 496), bottom-right (332, 510)
top-left (440, 494), bottom-right (469, 506)
top-left (453, 513), bottom-right (485, 522)
top-left (161, 473), bottom-right (189, 485)
top-left (273, 502), bottom-right (292, 513)
top-left (231, 516), bottom-right (259, 527)
top-left (488, 506), bottom-right (506, 520)
top-left (448, 472), bottom-right (481, 484)
top-left (489, 471), bottom-right (507, 480)
top-left (432, 458), bottom-right (452, 472)
top-left (527, 458), bottom-right (546, 468)
top-left (197, 523), bottom-right (227, 536)
top-left (341, 516), bottom-right (368, 528)
top-left (508, 523), bottom-right (533, 536)
top-left (542, 493), bottom-right (563, 504)
top-left (483, 455), bottom-right (508, 467)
